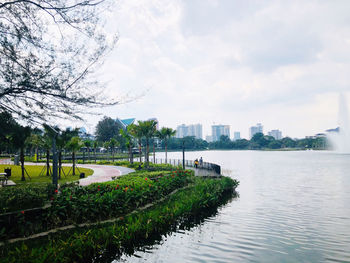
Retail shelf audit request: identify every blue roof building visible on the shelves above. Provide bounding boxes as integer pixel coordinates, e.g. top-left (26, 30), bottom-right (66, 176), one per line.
top-left (116, 118), bottom-right (135, 130)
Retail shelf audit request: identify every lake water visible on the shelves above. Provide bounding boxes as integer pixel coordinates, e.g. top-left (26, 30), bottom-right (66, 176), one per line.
top-left (116, 150), bottom-right (350, 262)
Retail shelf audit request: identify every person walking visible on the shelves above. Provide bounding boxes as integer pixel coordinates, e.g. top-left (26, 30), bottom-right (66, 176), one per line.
top-left (194, 159), bottom-right (199, 168)
top-left (199, 157), bottom-right (203, 167)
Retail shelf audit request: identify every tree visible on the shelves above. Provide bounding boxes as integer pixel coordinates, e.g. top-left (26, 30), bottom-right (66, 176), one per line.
top-left (0, 111), bottom-right (18, 153)
top-left (84, 140), bottom-right (92, 162)
top-left (93, 140), bottom-right (99, 163)
top-left (158, 127), bottom-right (176, 163)
top-left (10, 124), bottom-right (31, 181)
top-left (120, 128), bottom-right (134, 163)
top-left (281, 137), bottom-right (296, 148)
top-left (57, 128), bottom-right (78, 178)
top-left (42, 127), bottom-right (54, 176)
top-left (26, 130), bottom-right (42, 162)
top-left (137, 120), bottom-right (157, 167)
top-left (0, 0), bottom-right (118, 123)
top-left (250, 133), bottom-right (269, 149)
top-left (109, 137), bottom-right (118, 162)
top-left (66, 136), bottom-right (83, 175)
top-left (233, 139), bottom-right (250, 149)
top-left (95, 117), bottom-right (122, 142)
top-left (129, 124), bottom-right (143, 163)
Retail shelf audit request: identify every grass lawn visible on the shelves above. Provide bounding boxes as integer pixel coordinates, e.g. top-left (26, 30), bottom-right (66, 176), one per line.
top-left (0, 164), bottom-right (94, 185)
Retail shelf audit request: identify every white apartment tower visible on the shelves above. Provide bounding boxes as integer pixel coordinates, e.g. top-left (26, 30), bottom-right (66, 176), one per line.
top-left (212, 125), bottom-right (230, 141)
top-left (268, 129), bottom-right (282, 140)
top-left (176, 124), bottom-right (203, 139)
top-left (249, 123), bottom-right (263, 139)
top-left (233, 131), bottom-right (241, 141)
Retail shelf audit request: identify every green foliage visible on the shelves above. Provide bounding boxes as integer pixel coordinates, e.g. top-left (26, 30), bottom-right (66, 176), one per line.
top-left (0, 164), bottom-right (93, 185)
top-left (0, 169), bottom-right (195, 240)
top-left (95, 116), bottom-right (123, 142)
top-left (167, 136), bottom-right (208, 150)
top-left (0, 185), bottom-right (47, 213)
top-left (0, 176), bottom-right (238, 262)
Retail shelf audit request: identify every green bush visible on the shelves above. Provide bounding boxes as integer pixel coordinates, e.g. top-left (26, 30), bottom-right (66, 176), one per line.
top-left (0, 176), bottom-right (238, 263)
top-left (0, 169), bottom-right (195, 240)
top-left (0, 185), bottom-right (48, 213)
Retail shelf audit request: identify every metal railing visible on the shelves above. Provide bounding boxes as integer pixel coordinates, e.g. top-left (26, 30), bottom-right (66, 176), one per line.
top-left (136, 157), bottom-right (221, 175)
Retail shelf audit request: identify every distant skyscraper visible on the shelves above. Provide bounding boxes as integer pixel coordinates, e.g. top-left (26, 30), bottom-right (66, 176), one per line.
top-left (205, 135), bottom-right (213, 143)
top-left (268, 129), bottom-right (282, 140)
top-left (176, 124), bottom-right (202, 139)
top-left (212, 125), bottom-right (230, 141)
top-left (233, 131), bottom-right (241, 141)
top-left (249, 123), bottom-right (263, 139)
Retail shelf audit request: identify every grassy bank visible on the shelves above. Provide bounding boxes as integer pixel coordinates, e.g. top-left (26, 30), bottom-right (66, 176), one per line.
top-left (0, 164), bottom-right (93, 185)
top-left (0, 169), bottom-right (194, 239)
top-left (0, 176), bottom-right (237, 263)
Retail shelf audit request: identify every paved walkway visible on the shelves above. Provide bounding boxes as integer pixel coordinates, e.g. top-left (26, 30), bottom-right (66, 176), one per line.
top-left (77, 164), bottom-right (134, 186)
top-left (0, 159), bottom-right (134, 186)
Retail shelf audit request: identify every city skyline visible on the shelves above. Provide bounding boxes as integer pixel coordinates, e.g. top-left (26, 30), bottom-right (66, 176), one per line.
top-left (58, 1), bottom-right (350, 139)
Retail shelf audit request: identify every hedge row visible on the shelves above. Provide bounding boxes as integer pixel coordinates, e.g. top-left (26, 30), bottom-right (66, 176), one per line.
top-left (0, 176), bottom-right (238, 263)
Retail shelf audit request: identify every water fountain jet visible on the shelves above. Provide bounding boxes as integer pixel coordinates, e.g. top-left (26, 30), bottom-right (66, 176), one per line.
top-left (327, 93), bottom-right (350, 153)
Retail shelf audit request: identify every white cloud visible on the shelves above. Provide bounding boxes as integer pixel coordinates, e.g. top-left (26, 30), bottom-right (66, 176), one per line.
top-left (72, 0), bottom-right (350, 138)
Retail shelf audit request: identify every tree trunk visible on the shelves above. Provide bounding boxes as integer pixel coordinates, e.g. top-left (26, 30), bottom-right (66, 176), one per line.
top-left (94, 148), bottom-right (97, 163)
top-left (112, 148), bottom-right (114, 162)
top-left (58, 151), bottom-right (62, 180)
top-left (165, 140), bottom-right (168, 164)
top-left (146, 138), bottom-right (149, 167)
top-left (139, 140), bottom-right (142, 163)
top-left (20, 147), bottom-right (25, 181)
top-left (72, 151), bottom-right (76, 175)
top-left (46, 148), bottom-right (50, 176)
top-left (35, 146), bottom-right (38, 162)
top-left (153, 140), bottom-right (155, 164)
top-left (130, 145), bottom-right (134, 164)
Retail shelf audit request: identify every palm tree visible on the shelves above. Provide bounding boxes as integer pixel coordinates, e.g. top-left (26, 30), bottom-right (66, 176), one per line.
top-left (66, 136), bottom-right (83, 175)
top-left (137, 120), bottom-right (157, 167)
top-left (109, 137), bottom-right (118, 162)
top-left (93, 140), bottom-right (98, 163)
top-left (158, 127), bottom-right (176, 163)
top-left (84, 140), bottom-right (92, 162)
top-left (129, 124), bottom-right (143, 163)
top-left (120, 128), bottom-right (134, 163)
top-left (42, 127), bottom-right (55, 176)
top-left (26, 132), bottom-right (42, 162)
top-left (57, 128), bottom-right (78, 179)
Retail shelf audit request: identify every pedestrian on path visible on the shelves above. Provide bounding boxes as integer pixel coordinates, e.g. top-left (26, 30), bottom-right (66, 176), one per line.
top-left (194, 159), bottom-right (199, 168)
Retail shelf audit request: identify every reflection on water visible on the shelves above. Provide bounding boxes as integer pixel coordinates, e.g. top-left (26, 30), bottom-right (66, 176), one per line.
top-left (92, 191), bottom-right (237, 263)
top-left (114, 150), bottom-right (350, 263)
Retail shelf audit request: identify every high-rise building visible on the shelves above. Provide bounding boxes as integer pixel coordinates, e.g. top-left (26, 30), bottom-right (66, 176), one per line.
top-left (176, 124), bottom-right (188, 138)
top-left (176, 124), bottom-right (203, 139)
top-left (268, 129), bottom-right (282, 140)
top-left (249, 123), bottom-right (263, 139)
top-left (233, 131), bottom-right (241, 141)
top-left (205, 135), bottom-right (213, 143)
top-left (212, 125), bottom-right (230, 141)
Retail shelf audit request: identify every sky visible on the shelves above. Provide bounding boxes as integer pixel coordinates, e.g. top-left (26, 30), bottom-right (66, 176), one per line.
top-left (71, 0), bottom-right (350, 139)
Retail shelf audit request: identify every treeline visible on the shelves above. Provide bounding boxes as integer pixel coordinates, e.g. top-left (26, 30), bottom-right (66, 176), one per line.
top-left (163, 133), bottom-right (327, 151)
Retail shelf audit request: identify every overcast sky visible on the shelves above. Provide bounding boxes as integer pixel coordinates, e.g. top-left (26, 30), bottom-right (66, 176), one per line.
top-left (73, 0), bottom-right (350, 139)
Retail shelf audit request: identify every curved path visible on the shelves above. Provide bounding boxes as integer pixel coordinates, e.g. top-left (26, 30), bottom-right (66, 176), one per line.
top-left (0, 159), bottom-right (134, 186)
top-left (77, 164), bottom-right (134, 186)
